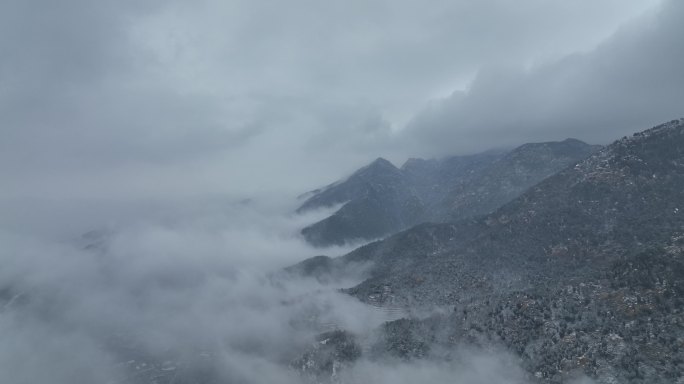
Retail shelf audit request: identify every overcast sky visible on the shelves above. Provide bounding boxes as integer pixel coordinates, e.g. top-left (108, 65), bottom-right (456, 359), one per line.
top-left (1, 0), bottom-right (681, 204)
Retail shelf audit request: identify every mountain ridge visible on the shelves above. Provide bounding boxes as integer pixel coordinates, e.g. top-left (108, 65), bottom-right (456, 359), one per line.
top-left (298, 138), bottom-right (600, 246)
top-left (288, 119), bottom-right (684, 383)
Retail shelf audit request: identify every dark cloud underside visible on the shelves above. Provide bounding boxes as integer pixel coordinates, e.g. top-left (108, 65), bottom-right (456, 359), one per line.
top-left (0, 0), bottom-right (670, 200)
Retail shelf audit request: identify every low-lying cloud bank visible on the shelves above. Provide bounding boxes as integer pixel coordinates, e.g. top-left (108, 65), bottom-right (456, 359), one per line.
top-left (0, 199), bottom-right (580, 383)
top-left (0, 199), bottom-right (347, 382)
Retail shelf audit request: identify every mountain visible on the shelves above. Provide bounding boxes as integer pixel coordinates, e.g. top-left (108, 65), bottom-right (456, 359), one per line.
top-left (289, 119), bottom-right (684, 383)
top-left (297, 157), bottom-right (405, 213)
top-left (299, 157), bottom-right (426, 246)
top-left (298, 139), bottom-right (599, 247)
top-left (432, 138), bottom-right (602, 221)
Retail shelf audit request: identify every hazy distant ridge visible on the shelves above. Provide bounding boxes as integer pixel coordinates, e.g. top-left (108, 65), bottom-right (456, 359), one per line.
top-left (298, 139), bottom-right (599, 246)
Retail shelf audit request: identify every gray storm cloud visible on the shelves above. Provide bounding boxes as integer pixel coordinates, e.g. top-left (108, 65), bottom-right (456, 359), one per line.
top-left (401, 0), bottom-right (683, 156)
top-left (0, 0), bottom-right (668, 200)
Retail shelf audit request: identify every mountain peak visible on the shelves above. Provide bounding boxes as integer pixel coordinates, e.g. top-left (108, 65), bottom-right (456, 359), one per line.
top-left (368, 157), bottom-right (396, 169)
top-left (349, 157), bottom-right (400, 178)
top-left (560, 137), bottom-right (588, 145)
top-left (295, 157), bottom-right (402, 214)
top-left (627, 118), bottom-right (684, 142)
top-left (522, 137), bottom-right (599, 156)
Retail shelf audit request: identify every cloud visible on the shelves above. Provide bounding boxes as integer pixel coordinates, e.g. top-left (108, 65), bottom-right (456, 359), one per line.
top-left (0, 0), bottom-right (665, 200)
top-left (0, 202), bottom-right (547, 383)
top-left (401, 0), bottom-right (683, 156)
top-left (0, 200), bottom-right (358, 383)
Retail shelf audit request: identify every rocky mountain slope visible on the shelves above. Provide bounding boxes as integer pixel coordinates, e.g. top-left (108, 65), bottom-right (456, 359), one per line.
top-left (298, 140), bottom-right (599, 247)
top-left (433, 138), bottom-right (602, 222)
top-left (290, 119), bottom-right (684, 383)
top-left (299, 158), bottom-right (428, 247)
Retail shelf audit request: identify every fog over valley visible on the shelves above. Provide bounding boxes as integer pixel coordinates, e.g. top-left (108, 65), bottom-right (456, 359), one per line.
top-left (0, 199), bottom-right (531, 383)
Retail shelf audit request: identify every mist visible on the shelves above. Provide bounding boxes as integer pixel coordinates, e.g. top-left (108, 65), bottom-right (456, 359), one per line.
top-left (0, 199), bottom-right (351, 381)
top-left (1, 0), bottom-right (680, 382)
top-left (0, 199), bottom-right (547, 383)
